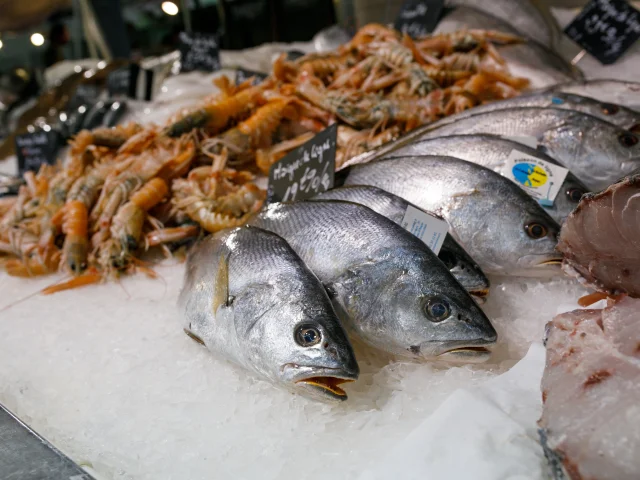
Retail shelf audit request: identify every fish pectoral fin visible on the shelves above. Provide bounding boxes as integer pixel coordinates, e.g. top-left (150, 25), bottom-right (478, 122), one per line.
top-left (213, 253), bottom-right (232, 314)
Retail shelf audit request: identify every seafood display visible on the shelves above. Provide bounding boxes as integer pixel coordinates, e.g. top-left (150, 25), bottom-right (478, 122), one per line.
top-left (250, 201), bottom-right (497, 360)
top-left (558, 174), bottom-right (640, 298)
top-left (539, 297), bottom-right (640, 480)
top-left (179, 226), bottom-right (359, 402)
top-left (343, 155), bottom-right (562, 276)
top-left (383, 134), bottom-right (590, 224)
top-left (313, 185), bottom-right (490, 300)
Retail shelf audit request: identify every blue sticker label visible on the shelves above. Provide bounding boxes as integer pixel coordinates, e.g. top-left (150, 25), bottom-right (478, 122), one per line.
top-left (551, 96), bottom-right (564, 105)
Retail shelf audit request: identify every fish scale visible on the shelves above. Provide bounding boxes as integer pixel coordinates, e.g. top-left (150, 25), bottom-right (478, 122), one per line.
top-left (417, 108), bottom-right (640, 191)
top-left (344, 155), bottom-right (562, 277)
top-left (250, 201), bottom-right (497, 361)
top-left (385, 134), bottom-right (591, 224)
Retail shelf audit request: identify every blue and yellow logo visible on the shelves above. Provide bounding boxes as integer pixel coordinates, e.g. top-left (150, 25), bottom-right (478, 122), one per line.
top-left (512, 163), bottom-right (548, 188)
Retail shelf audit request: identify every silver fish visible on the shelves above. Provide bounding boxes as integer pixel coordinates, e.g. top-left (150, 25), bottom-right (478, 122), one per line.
top-left (313, 185), bottom-right (490, 301)
top-left (179, 226), bottom-right (359, 402)
top-left (343, 155), bottom-right (563, 276)
top-left (443, 0), bottom-right (561, 49)
top-left (250, 201), bottom-right (497, 362)
top-left (435, 6), bottom-right (580, 89)
top-left (542, 79), bottom-right (640, 112)
top-left (425, 92), bottom-right (640, 130)
top-left (417, 107), bottom-right (640, 191)
top-left (387, 134), bottom-right (590, 224)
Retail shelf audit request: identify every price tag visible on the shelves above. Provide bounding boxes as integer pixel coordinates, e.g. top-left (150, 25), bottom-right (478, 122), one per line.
top-left (235, 68), bottom-right (268, 86)
top-left (268, 124), bottom-right (337, 203)
top-left (394, 0), bottom-right (445, 38)
top-left (107, 66), bottom-right (133, 98)
top-left (501, 150), bottom-right (569, 207)
top-left (400, 205), bottom-right (448, 254)
top-left (564, 0), bottom-right (640, 65)
top-left (178, 32), bottom-right (222, 73)
top-left (15, 129), bottom-right (61, 176)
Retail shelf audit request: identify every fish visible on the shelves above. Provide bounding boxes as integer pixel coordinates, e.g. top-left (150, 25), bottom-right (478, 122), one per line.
top-left (538, 297), bottom-right (640, 480)
top-left (435, 6), bottom-right (580, 89)
top-left (557, 174), bottom-right (640, 298)
top-left (313, 185), bottom-right (491, 301)
top-left (343, 155), bottom-right (563, 276)
top-left (425, 92), bottom-right (640, 131)
top-left (443, 0), bottom-right (561, 49)
top-left (178, 226), bottom-right (359, 402)
top-left (541, 79), bottom-right (640, 112)
top-left (416, 107), bottom-right (640, 192)
top-left (386, 134), bottom-right (590, 224)
top-left (250, 201), bottom-right (497, 362)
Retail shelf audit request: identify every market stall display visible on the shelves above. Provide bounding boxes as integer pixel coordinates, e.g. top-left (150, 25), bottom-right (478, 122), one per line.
top-left (0, 3), bottom-right (639, 478)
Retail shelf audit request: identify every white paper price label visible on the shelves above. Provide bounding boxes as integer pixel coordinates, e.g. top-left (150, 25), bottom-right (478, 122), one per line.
top-left (502, 150), bottom-right (569, 207)
top-left (400, 205), bottom-right (448, 255)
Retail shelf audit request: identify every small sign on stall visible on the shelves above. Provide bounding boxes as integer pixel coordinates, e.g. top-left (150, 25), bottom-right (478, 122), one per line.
top-left (268, 124), bottom-right (337, 203)
top-left (178, 32), bottom-right (222, 72)
top-left (394, 0), bottom-right (445, 38)
top-left (564, 0), bottom-right (640, 64)
top-left (15, 129), bottom-right (61, 176)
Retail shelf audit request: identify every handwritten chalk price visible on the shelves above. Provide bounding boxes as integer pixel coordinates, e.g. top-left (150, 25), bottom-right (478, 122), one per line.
top-left (394, 0), bottom-right (444, 38)
top-left (564, 0), bottom-right (640, 64)
top-left (178, 32), bottom-right (221, 72)
top-left (268, 124), bottom-right (337, 203)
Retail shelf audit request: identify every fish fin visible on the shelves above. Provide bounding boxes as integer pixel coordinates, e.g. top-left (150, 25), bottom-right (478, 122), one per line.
top-left (213, 253), bottom-right (231, 314)
top-left (184, 328), bottom-right (205, 345)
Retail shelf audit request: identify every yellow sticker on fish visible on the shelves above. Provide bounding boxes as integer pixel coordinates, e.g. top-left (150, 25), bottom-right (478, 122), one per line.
top-left (512, 163), bottom-right (548, 188)
top-left (502, 150), bottom-right (569, 207)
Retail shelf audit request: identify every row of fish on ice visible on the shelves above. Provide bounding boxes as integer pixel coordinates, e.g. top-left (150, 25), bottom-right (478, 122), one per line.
top-left (178, 78), bottom-right (640, 404)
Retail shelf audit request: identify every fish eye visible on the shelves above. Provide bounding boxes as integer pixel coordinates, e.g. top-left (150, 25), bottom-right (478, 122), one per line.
top-left (601, 103), bottom-right (619, 115)
top-left (424, 297), bottom-right (451, 322)
top-left (295, 324), bottom-right (321, 347)
top-left (438, 251), bottom-right (457, 269)
top-left (618, 132), bottom-right (639, 148)
top-left (525, 222), bottom-right (548, 239)
top-left (566, 187), bottom-right (586, 203)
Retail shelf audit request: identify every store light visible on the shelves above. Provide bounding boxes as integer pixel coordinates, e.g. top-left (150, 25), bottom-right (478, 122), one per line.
top-left (161, 1), bottom-right (179, 15)
top-left (0, 39), bottom-right (3, 50)
top-left (30, 33), bottom-right (45, 46)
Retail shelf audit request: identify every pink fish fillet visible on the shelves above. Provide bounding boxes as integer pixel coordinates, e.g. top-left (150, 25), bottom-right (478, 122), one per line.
top-left (538, 297), bottom-right (640, 480)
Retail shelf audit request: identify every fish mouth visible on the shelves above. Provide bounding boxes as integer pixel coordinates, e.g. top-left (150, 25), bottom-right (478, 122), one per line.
top-left (295, 376), bottom-right (355, 400)
top-left (437, 346), bottom-right (492, 363)
top-left (538, 258), bottom-right (563, 266)
top-left (470, 288), bottom-right (490, 304)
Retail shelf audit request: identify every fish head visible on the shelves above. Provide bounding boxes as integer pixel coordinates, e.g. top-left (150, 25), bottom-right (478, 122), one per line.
top-left (454, 182), bottom-right (563, 276)
top-left (335, 248), bottom-right (497, 362)
top-left (237, 285), bottom-right (359, 403)
top-left (542, 116), bottom-right (640, 189)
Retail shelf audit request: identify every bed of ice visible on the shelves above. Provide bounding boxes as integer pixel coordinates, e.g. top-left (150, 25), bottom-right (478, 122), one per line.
top-left (0, 263), bottom-right (589, 480)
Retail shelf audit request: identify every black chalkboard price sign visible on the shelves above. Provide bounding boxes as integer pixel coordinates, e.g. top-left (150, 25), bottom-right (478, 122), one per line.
top-left (394, 0), bottom-right (444, 38)
top-left (235, 68), bottom-right (268, 86)
top-left (107, 66), bottom-right (133, 97)
top-left (15, 129), bottom-right (61, 176)
top-left (268, 124), bottom-right (337, 203)
top-left (178, 32), bottom-right (222, 73)
top-left (564, 0), bottom-right (640, 64)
